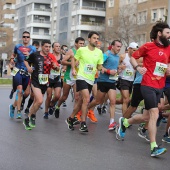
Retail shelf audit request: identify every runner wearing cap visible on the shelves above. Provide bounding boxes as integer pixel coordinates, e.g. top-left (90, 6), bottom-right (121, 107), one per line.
top-left (116, 42), bottom-right (138, 115)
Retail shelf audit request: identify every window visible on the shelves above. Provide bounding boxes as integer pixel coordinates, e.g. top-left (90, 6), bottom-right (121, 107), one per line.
top-left (137, 11), bottom-right (147, 25)
top-left (0, 42), bottom-right (6, 47)
top-left (108, 0), bottom-right (114, 7)
top-left (126, 0), bottom-right (134, 4)
top-left (138, 0), bottom-right (147, 3)
top-left (151, 8), bottom-right (165, 22)
top-left (108, 18), bottom-right (113, 27)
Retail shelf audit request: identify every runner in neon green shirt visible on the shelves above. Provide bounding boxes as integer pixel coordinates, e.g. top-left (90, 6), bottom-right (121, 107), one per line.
top-left (66, 31), bottom-right (103, 132)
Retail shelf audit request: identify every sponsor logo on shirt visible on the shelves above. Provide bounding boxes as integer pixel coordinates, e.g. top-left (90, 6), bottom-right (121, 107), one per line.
top-left (159, 51), bottom-right (164, 56)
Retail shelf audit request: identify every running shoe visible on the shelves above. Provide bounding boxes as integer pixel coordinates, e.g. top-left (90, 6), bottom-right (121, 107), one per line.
top-left (9, 104), bottom-right (15, 118)
top-left (101, 106), bottom-right (107, 114)
top-left (16, 111), bottom-right (22, 119)
top-left (138, 122), bottom-right (145, 131)
top-left (9, 89), bottom-right (14, 99)
top-left (162, 135), bottom-right (170, 143)
top-left (62, 101), bottom-right (67, 108)
top-left (108, 122), bottom-right (117, 131)
top-left (49, 106), bottom-right (54, 115)
top-left (87, 110), bottom-right (98, 122)
top-left (65, 117), bottom-right (74, 130)
top-left (151, 146), bottom-right (167, 157)
top-left (29, 115), bottom-right (36, 128)
top-left (79, 122), bottom-right (88, 132)
top-left (72, 116), bottom-right (80, 125)
top-left (23, 119), bottom-right (32, 130)
top-left (54, 108), bottom-right (60, 118)
top-left (97, 106), bottom-right (102, 115)
top-left (116, 117), bottom-right (126, 140)
top-left (43, 112), bottom-right (49, 119)
top-left (24, 107), bottom-right (29, 115)
top-left (138, 128), bottom-right (150, 142)
top-left (76, 111), bottom-right (81, 121)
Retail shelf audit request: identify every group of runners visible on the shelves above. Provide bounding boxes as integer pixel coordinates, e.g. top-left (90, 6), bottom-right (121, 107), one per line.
top-left (8, 22), bottom-right (170, 157)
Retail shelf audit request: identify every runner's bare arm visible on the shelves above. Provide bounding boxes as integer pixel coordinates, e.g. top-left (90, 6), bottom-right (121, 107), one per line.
top-left (97, 64), bottom-right (102, 71)
top-left (61, 49), bottom-right (73, 66)
top-left (118, 54), bottom-right (126, 70)
top-left (24, 61), bottom-right (33, 73)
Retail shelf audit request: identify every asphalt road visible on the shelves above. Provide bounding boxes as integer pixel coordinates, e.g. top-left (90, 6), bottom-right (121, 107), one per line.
top-left (0, 87), bottom-right (170, 170)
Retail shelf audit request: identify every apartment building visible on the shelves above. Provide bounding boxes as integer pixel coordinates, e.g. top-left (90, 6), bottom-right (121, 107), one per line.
top-left (105, 0), bottom-right (168, 49)
top-left (14, 0), bottom-right (51, 45)
top-left (0, 0), bottom-right (16, 58)
top-left (51, 0), bottom-right (106, 47)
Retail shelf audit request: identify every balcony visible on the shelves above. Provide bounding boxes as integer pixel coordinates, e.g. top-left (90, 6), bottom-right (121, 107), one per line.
top-left (71, 21), bottom-right (104, 32)
top-left (31, 32), bottom-right (50, 39)
top-left (27, 8), bottom-right (51, 16)
top-left (81, 6), bottom-right (105, 11)
top-left (81, 21), bottom-right (104, 26)
top-left (72, 7), bottom-right (105, 17)
top-left (33, 20), bottom-right (51, 24)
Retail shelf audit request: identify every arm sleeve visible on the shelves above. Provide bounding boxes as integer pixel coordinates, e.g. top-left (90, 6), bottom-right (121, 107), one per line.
top-left (25, 53), bottom-right (34, 65)
top-left (74, 48), bottom-right (81, 60)
top-left (103, 53), bottom-right (108, 63)
top-left (48, 53), bottom-right (59, 67)
top-left (97, 51), bottom-right (103, 65)
top-left (132, 44), bottom-right (147, 59)
top-left (14, 45), bottom-right (17, 54)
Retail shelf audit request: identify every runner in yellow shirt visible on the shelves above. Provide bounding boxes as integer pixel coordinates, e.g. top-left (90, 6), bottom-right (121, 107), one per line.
top-left (65, 31), bottom-right (103, 132)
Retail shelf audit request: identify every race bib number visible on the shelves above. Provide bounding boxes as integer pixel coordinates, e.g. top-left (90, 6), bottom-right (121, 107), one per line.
top-left (123, 69), bottom-right (133, 77)
top-left (10, 67), bottom-right (19, 76)
top-left (153, 62), bottom-right (167, 77)
top-left (109, 73), bottom-right (118, 81)
top-left (50, 69), bottom-right (60, 76)
top-left (38, 74), bottom-right (48, 84)
top-left (84, 64), bottom-right (94, 74)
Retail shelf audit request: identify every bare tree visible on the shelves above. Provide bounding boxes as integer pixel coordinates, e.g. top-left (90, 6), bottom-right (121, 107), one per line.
top-left (104, 4), bottom-right (138, 47)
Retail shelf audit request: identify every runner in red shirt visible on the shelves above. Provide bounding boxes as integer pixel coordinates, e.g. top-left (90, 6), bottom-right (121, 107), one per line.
top-left (116, 22), bottom-right (170, 157)
top-left (23, 39), bottom-right (59, 130)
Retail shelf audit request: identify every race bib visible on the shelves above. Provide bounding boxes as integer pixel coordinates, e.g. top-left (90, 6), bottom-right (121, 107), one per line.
top-left (10, 67), bottom-right (19, 76)
top-left (153, 62), bottom-right (167, 77)
top-left (84, 64), bottom-right (94, 74)
top-left (38, 74), bottom-right (48, 84)
top-left (50, 69), bottom-right (60, 76)
top-left (109, 73), bottom-right (118, 81)
top-left (123, 69), bottom-right (133, 77)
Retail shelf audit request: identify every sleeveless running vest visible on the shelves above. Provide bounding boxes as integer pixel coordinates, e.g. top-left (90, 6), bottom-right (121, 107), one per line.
top-left (119, 53), bottom-right (135, 81)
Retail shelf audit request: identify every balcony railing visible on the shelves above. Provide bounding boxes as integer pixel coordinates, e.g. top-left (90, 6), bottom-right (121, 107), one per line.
top-left (32, 32), bottom-right (49, 36)
top-left (81, 6), bottom-right (105, 11)
top-left (27, 8), bottom-right (51, 12)
top-left (81, 21), bottom-right (104, 26)
top-left (33, 20), bottom-right (51, 24)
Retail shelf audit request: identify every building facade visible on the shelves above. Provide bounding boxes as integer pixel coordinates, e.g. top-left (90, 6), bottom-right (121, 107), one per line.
top-left (0, 0), bottom-right (16, 58)
top-left (14, 0), bottom-right (51, 45)
top-left (51, 0), bottom-right (106, 47)
top-left (105, 0), bottom-right (168, 50)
